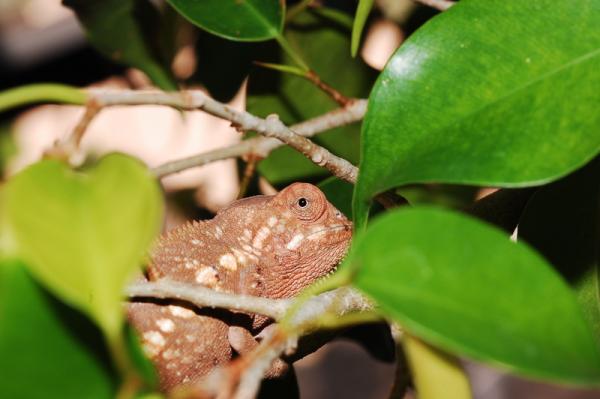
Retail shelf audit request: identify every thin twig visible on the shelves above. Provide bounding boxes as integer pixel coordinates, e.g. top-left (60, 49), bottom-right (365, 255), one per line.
top-left (238, 154), bottom-right (260, 199)
top-left (306, 70), bottom-right (352, 107)
top-left (44, 100), bottom-right (102, 161)
top-left (70, 100), bottom-right (102, 148)
top-left (414, 0), bottom-right (455, 11)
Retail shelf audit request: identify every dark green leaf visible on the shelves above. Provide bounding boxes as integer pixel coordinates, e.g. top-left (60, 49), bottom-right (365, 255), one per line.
top-left (3, 154), bottom-right (163, 338)
top-left (248, 9), bottom-right (376, 183)
top-left (354, 0), bottom-right (600, 227)
top-left (0, 259), bottom-right (113, 398)
top-left (64, 0), bottom-right (177, 90)
top-left (166, 0), bottom-right (283, 41)
top-left (193, 33), bottom-right (269, 102)
top-left (349, 206), bottom-right (600, 385)
top-left (318, 177), bottom-right (354, 220)
top-left (518, 157), bottom-right (600, 342)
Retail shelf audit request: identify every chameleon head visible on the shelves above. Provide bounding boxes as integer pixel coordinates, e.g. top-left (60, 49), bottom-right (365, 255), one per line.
top-left (265, 182), bottom-right (353, 298)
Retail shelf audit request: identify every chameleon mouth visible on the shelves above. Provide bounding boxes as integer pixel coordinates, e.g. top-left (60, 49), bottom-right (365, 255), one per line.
top-left (306, 223), bottom-right (352, 242)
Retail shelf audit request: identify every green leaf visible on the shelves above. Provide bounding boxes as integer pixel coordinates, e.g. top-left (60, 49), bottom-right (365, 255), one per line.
top-left (354, 0), bottom-right (600, 227)
top-left (64, 0), bottom-right (177, 90)
top-left (0, 259), bottom-right (113, 398)
top-left (348, 206), bottom-right (600, 385)
top-left (3, 154), bottom-right (163, 339)
top-left (248, 8), bottom-right (376, 183)
top-left (351, 0), bottom-right (374, 57)
top-left (166, 0), bottom-right (283, 42)
top-left (518, 157), bottom-right (600, 343)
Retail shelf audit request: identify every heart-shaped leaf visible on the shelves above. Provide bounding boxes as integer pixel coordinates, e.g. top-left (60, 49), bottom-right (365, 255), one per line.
top-left (348, 206), bottom-right (600, 385)
top-left (354, 0), bottom-right (600, 226)
top-left (166, 0), bottom-right (283, 42)
top-left (3, 154), bottom-right (163, 338)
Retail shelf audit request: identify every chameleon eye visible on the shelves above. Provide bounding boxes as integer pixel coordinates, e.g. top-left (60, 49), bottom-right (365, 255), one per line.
top-left (279, 182), bottom-right (327, 221)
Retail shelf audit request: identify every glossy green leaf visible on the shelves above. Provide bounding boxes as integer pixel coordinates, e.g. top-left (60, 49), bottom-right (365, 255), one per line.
top-left (166, 0), bottom-right (283, 42)
top-left (354, 0), bottom-right (600, 227)
top-left (351, 0), bottom-right (374, 57)
top-left (349, 206), bottom-right (600, 385)
top-left (519, 157), bottom-right (600, 342)
top-left (3, 154), bottom-right (163, 338)
top-left (248, 9), bottom-right (376, 183)
top-left (0, 259), bottom-right (113, 398)
top-left (64, 0), bottom-right (177, 90)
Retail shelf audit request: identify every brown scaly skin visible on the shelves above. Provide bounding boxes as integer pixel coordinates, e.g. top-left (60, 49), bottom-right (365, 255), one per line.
top-left (127, 183), bottom-right (352, 391)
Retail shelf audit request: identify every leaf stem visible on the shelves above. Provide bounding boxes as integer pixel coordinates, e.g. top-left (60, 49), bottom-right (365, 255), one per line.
top-left (286, 0), bottom-right (315, 22)
top-left (105, 327), bottom-right (143, 399)
top-left (0, 84), bottom-right (86, 112)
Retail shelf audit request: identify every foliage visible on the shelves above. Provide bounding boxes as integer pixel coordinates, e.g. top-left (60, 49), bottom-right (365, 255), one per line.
top-left (1, 0), bottom-right (599, 398)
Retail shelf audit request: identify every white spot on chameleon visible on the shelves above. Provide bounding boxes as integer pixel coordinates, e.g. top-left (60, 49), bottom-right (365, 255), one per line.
top-left (231, 248), bottom-right (248, 266)
top-left (191, 239), bottom-right (202, 246)
top-left (252, 226), bottom-right (271, 250)
top-left (219, 253), bottom-right (238, 271)
top-left (243, 229), bottom-right (252, 241)
top-left (286, 234), bottom-right (304, 250)
top-left (184, 260), bottom-right (195, 269)
top-left (156, 318), bottom-right (175, 333)
top-left (214, 226), bottom-right (223, 239)
top-left (162, 348), bottom-right (181, 360)
top-left (142, 331), bottom-right (165, 357)
top-left (195, 267), bottom-right (219, 285)
top-left (185, 334), bottom-right (197, 343)
top-left (267, 216), bottom-right (278, 227)
top-left (168, 305), bottom-right (195, 318)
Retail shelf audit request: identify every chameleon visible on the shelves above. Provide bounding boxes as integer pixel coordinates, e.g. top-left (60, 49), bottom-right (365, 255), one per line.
top-left (127, 182), bottom-right (353, 391)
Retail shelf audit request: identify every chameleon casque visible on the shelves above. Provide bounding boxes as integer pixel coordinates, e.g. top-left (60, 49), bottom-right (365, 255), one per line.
top-left (128, 182), bottom-right (353, 391)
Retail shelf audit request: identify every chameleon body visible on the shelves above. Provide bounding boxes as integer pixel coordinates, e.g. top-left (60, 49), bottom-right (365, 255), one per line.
top-left (128, 183), bottom-right (352, 391)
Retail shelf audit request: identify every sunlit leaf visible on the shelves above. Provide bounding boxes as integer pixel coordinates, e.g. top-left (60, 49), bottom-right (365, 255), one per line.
top-left (3, 154), bottom-right (163, 338)
top-left (354, 0), bottom-right (600, 226)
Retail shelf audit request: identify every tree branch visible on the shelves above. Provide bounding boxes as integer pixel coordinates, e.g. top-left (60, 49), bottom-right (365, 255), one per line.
top-left (126, 279), bottom-right (290, 320)
top-left (85, 89), bottom-right (361, 184)
top-left (201, 287), bottom-right (372, 399)
top-left (126, 279), bottom-right (375, 399)
top-left (151, 98), bottom-right (367, 178)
